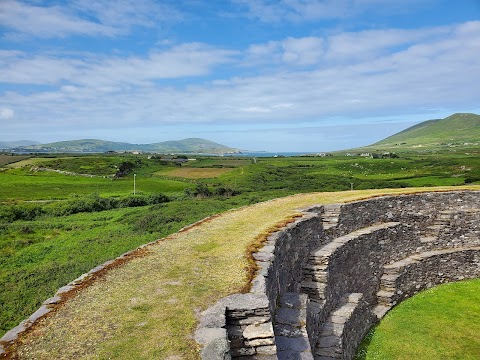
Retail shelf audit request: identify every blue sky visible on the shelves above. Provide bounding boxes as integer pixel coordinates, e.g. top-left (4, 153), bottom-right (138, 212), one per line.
top-left (1, 0), bottom-right (480, 151)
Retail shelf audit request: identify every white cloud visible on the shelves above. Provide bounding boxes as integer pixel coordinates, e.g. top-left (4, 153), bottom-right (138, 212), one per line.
top-left (244, 25), bottom-right (449, 68)
top-left (0, 0), bottom-right (180, 39)
top-left (324, 26), bottom-right (450, 63)
top-left (0, 0), bottom-right (116, 38)
top-left (235, 0), bottom-right (348, 22)
top-left (0, 43), bottom-right (238, 86)
top-left (245, 36), bottom-right (324, 67)
top-left (71, 0), bottom-right (181, 30)
top-left (0, 107), bottom-right (14, 119)
top-left (281, 37), bottom-right (324, 65)
top-left (1, 21), bottom-right (479, 141)
top-left (234, 0), bottom-right (431, 23)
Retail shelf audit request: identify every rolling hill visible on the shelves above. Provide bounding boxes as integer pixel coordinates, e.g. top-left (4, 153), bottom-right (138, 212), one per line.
top-left (362, 113), bottom-right (480, 151)
top-left (9, 138), bottom-right (239, 154)
top-left (0, 140), bottom-right (39, 149)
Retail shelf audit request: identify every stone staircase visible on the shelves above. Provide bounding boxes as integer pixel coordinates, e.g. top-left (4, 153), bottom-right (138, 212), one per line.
top-left (314, 293), bottom-right (363, 360)
top-left (274, 293), bottom-right (314, 360)
top-left (419, 210), bottom-right (452, 243)
top-left (321, 204), bottom-right (342, 231)
top-left (300, 223), bottom-right (401, 359)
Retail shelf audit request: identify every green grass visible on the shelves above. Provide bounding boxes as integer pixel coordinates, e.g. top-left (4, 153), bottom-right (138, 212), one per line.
top-left (356, 279), bottom-right (480, 360)
top-left (7, 186), bottom-right (478, 359)
top-left (0, 195), bottom-right (267, 336)
top-left (1, 150), bottom-right (480, 357)
top-left (2, 152), bottom-right (480, 203)
top-left (0, 168), bottom-right (191, 201)
top-left (367, 113), bottom-right (480, 150)
top-left (0, 154), bottom-right (30, 167)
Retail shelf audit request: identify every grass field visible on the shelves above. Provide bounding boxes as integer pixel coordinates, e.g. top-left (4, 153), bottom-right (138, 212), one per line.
top-left (4, 157), bottom-right (70, 168)
top-left (0, 155), bottom-right (30, 167)
top-left (1, 151), bottom-right (480, 358)
top-left (0, 169), bottom-right (191, 201)
top-left (356, 279), bottom-right (480, 359)
top-left (5, 186), bottom-right (480, 359)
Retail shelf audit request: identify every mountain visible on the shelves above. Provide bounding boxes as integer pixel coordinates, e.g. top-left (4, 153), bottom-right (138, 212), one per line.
top-left (147, 138), bottom-right (236, 153)
top-left (362, 113), bottom-right (480, 151)
top-left (14, 138), bottom-right (239, 154)
top-left (0, 140), bottom-right (40, 149)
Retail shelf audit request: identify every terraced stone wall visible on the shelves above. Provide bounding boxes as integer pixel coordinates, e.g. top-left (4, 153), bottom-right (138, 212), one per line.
top-left (336, 191), bottom-right (479, 238)
top-left (197, 191), bottom-right (480, 360)
top-left (253, 213), bottom-right (325, 314)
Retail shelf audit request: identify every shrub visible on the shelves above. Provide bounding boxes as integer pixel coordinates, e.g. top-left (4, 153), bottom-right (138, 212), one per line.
top-left (213, 186), bottom-right (241, 197)
top-left (1, 193), bottom-right (171, 221)
top-left (0, 204), bottom-right (44, 222)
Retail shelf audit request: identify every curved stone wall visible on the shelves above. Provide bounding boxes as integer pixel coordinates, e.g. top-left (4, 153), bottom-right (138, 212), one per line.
top-left (196, 190), bottom-right (480, 360)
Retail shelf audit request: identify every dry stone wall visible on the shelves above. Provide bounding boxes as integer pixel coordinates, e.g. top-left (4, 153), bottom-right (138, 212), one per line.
top-left (197, 190), bottom-right (480, 360)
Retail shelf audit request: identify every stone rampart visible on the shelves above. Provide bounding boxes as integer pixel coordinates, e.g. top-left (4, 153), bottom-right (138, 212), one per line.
top-left (197, 190), bottom-right (480, 359)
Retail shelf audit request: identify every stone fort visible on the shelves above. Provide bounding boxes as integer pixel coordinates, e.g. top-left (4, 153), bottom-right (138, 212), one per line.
top-left (195, 190), bottom-right (480, 359)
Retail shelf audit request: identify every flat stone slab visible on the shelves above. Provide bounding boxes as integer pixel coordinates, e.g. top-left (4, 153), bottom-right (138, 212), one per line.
top-left (276, 336), bottom-right (310, 352)
top-left (279, 293), bottom-right (307, 309)
top-left (194, 327), bottom-right (227, 346)
top-left (275, 308), bottom-right (304, 327)
top-left (277, 349), bottom-right (315, 360)
top-left (274, 324), bottom-right (304, 338)
top-left (243, 323), bottom-right (274, 340)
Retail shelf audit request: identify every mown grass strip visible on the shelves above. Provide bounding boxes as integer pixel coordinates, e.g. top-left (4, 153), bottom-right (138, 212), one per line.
top-left (9, 186), bottom-right (480, 359)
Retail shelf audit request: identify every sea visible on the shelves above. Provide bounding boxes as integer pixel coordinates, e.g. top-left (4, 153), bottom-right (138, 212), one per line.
top-left (223, 152), bottom-right (311, 158)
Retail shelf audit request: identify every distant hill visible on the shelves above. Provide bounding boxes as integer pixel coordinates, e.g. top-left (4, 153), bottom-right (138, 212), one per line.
top-left (0, 140), bottom-right (39, 149)
top-left (13, 138), bottom-right (239, 154)
top-left (361, 113), bottom-right (480, 151)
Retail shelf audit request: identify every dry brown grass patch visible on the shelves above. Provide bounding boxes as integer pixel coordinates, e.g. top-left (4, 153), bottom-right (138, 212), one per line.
top-left (156, 167), bottom-right (233, 179)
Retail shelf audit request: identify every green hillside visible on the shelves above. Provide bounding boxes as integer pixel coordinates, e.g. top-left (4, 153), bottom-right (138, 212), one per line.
top-left (27, 139), bottom-right (136, 152)
top-left (0, 140), bottom-right (39, 149)
top-left (17, 138), bottom-right (238, 154)
top-left (148, 138), bottom-right (236, 153)
top-left (367, 113), bottom-right (480, 150)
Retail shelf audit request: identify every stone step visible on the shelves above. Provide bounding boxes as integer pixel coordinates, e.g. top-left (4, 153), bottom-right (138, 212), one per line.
top-left (420, 236), bottom-right (437, 243)
top-left (274, 293), bottom-right (314, 360)
top-left (301, 281), bottom-right (327, 300)
top-left (314, 293), bottom-right (363, 360)
top-left (372, 304), bottom-right (391, 320)
top-left (322, 204), bottom-right (342, 230)
top-left (304, 222), bottom-right (401, 302)
top-left (376, 290), bottom-right (395, 303)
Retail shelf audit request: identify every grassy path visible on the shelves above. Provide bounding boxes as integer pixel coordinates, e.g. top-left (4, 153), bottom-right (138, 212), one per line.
top-left (10, 186), bottom-right (480, 359)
